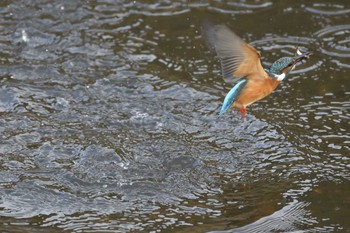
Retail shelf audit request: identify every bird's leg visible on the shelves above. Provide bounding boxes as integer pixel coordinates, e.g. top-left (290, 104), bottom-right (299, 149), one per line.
top-left (238, 108), bottom-right (246, 121)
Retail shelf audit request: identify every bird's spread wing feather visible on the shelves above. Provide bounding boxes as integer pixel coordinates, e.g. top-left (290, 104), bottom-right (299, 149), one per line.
top-left (204, 24), bottom-right (267, 82)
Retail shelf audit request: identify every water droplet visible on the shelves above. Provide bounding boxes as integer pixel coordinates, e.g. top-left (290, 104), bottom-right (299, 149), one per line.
top-left (21, 29), bottom-right (29, 42)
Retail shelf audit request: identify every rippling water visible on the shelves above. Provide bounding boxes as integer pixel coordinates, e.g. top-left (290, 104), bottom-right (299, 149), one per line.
top-left (0, 0), bottom-right (349, 232)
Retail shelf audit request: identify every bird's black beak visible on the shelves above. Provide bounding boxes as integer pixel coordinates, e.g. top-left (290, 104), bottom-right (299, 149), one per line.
top-left (293, 49), bottom-right (312, 65)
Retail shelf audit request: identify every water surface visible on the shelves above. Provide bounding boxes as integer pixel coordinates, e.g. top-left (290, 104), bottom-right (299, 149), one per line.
top-left (0, 0), bottom-right (349, 232)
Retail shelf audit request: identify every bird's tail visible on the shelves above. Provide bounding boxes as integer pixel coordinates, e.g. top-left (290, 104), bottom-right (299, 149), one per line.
top-left (220, 79), bottom-right (247, 115)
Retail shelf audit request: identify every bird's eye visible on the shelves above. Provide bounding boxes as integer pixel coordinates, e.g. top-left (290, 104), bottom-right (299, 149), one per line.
top-left (288, 63), bottom-right (293, 67)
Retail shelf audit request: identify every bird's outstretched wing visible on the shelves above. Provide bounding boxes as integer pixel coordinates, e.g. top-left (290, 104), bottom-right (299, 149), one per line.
top-left (203, 23), bottom-right (268, 82)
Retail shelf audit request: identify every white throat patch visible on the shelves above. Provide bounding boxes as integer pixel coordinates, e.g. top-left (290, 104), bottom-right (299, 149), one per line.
top-left (276, 73), bottom-right (286, 81)
top-left (275, 65), bottom-right (295, 81)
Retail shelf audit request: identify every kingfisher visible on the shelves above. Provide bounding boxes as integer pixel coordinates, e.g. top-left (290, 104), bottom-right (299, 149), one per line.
top-left (203, 24), bottom-right (311, 120)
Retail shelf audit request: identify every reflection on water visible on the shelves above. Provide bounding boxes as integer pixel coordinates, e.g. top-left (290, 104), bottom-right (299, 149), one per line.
top-left (0, 0), bottom-right (349, 232)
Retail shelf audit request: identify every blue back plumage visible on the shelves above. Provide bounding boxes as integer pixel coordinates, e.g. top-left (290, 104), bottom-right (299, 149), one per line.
top-left (220, 79), bottom-right (247, 115)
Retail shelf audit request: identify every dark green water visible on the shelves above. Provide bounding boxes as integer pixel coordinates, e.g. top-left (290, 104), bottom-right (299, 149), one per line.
top-left (0, 0), bottom-right (349, 232)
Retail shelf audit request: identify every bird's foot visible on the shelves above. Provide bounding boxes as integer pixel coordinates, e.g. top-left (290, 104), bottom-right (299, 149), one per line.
top-left (238, 108), bottom-right (246, 121)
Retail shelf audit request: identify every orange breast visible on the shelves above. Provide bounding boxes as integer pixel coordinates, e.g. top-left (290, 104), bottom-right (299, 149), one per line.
top-left (233, 77), bottom-right (279, 109)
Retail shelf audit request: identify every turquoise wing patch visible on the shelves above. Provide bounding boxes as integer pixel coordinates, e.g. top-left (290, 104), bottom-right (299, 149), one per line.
top-left (220, 79), bottom-right (247, 115)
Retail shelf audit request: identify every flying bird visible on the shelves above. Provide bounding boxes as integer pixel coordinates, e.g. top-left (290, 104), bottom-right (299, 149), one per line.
top-left (203, 23), bottom-right (311, 120)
